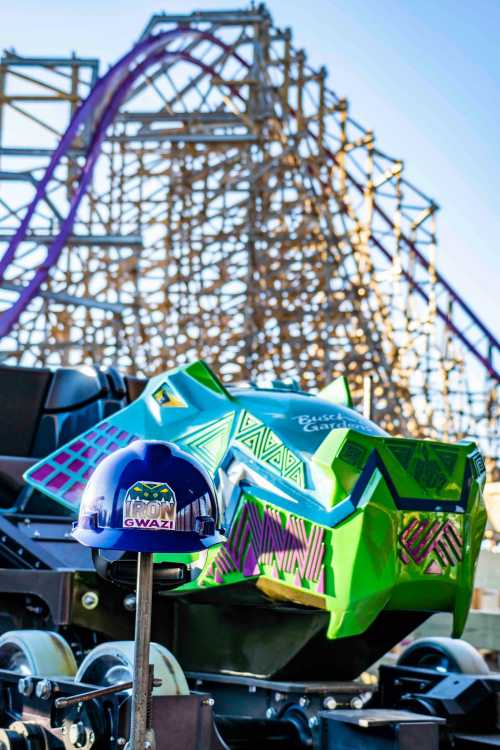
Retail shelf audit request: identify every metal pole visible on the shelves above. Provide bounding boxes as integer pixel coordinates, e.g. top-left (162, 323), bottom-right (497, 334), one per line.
top-left (363, 375), bottom-right (373, 420)
top-left (129, 551), bottom-right (154, 750)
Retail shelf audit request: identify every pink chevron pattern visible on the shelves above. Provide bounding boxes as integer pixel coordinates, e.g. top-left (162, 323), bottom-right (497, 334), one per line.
top-left (399, 517), bottom-right (463, 575)
top-left (206, 501), bottom-right (325, 591)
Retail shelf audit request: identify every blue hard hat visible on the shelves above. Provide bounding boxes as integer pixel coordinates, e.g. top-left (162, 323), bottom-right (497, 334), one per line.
top-left (72, 440), bottom-right (225, 552)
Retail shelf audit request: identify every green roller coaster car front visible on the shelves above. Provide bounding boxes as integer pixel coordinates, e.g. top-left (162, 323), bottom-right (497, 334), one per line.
top-left (25, 361), bottom-right (487, 676)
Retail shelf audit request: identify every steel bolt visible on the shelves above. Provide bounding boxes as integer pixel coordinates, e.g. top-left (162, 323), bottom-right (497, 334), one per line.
top-left (308, 716), bottom-right (319, 729)
top-left (81, 591), bottom-right (99, 610)
top-left (299, 696), bottom-right (310, 708)
top-left (123, 593), bottom-right (137, 612)
top-left (350, 696), bottom-right (363, 710)
top-left (323, 696), bottom-right (337, 710)
top-left (274, 691), bottom-right (285, 702)
top-left (265, 707), bottom-right (277, 719)
top-left (202, 697), bottom-right (215, 707)
top-left (18, 676), bottom-right (34, 696)
top-left (36, 679), bottom-right (53, 700)
top-left (116, 739), bottom-right (126, 747)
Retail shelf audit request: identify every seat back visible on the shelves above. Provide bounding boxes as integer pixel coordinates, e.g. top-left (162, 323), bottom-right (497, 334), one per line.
top-left (124, 375), bottom-right (148, 403)
top-left (0, 364), bottom-right (148, 511)
top-left (0, 365), bottom-right (52, 457)
top-left (31, 367), bottom-right (108, 457)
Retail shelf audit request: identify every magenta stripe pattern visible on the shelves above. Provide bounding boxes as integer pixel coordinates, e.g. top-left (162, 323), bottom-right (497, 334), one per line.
top-left (399, 517), bottom-right (463, 576)
top-left (205, 501), bottom-right (325, 591)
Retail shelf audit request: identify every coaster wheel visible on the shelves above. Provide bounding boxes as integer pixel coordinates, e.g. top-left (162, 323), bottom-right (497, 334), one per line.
top-left (75, 640), bottom-right (188, 696)
top-left (397, 637), bottom-right (489, 674)
top-left (0, 630), bottom-right (77, 676)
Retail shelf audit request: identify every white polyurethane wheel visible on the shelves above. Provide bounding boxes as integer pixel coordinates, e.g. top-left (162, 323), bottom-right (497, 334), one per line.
top-left (0, 630), bottom-right (77, 676)
top-left (75, 641), bottom-right (188, 696)
top-left (397, 636), bottom-right (489, 674)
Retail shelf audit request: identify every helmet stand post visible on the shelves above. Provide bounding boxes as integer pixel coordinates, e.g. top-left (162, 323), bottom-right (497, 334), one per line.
top-left (128, 551), bottom-right (155, 750)
top-left (71, 440), bottom-right (226, 749)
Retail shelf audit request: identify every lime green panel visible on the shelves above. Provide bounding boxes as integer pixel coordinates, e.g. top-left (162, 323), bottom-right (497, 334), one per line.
top-left (319, 375), bottom-right (353, 408)
top-left (185, 360), bottom-right (231, 397)
top-left (381, 439), bottom-right (468, 501)
top-left (174, 466), bottom-right (484, 643)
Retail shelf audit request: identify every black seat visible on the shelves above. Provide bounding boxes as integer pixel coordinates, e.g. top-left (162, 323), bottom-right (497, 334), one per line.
top-left (0, 364), bottom-right (143, 510)
top-left (124, 375), bottom-right (147, 403)
top-left (0, 365), bottom-right (52, 506)
top-left (103, 367), bottom-right (128, 416)
top-left (0, 365), bottom-right (52, 457)
top-left (31, 366), bottom-right (108, 458)
top-left (44, 366), bottom-right (107, 411)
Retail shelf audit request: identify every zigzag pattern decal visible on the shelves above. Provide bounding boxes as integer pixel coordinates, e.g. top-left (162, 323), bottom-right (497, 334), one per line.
top-left (399, 517), bottom-right (463, 576)
top-left (179, 412), bottom-right (235, 474)
top-left (205, 501), bottom-right (325, 592)
top-left (234, 411), bottom-right (306, 488)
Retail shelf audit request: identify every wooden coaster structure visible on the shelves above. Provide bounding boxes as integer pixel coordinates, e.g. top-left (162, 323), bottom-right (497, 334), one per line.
top-left (0, 6), bottom-right (497, 473)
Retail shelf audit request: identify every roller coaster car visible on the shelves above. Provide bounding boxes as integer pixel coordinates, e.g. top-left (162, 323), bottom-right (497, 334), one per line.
top-left (0, 361), bottom-right (495, 750)
top-left (0, 359), bottom-right (486, 682)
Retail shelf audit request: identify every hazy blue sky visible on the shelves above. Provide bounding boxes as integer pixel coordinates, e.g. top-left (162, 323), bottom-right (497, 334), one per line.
top-left (1, 0), bottom-right (498, 334)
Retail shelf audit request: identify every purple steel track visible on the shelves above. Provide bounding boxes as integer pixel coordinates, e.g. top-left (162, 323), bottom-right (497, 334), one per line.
top-left (0, 27), bottom-right (497, 383)
top-left (0, 28), bottom-right (246, 334)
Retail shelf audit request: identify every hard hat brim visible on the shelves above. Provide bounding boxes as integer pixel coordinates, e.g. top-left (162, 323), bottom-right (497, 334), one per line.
top-left (72, 524), bottom-right (224, 553)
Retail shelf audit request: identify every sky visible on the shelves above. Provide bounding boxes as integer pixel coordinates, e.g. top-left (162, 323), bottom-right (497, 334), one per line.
top-left (1, 0), bottom-right (498, 335)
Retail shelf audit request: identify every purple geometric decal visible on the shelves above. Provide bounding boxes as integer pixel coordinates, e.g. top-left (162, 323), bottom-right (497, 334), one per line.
top-left (54, 451), bottom-right (71, 464)
top-left (30, 464), bottom-right (54, 482)
top-left (26, 421), bottom-right (139, 506)
top-left (399, 518), bottom-right (463, 576)
top-left (205, 501), bottom-right (325, 591)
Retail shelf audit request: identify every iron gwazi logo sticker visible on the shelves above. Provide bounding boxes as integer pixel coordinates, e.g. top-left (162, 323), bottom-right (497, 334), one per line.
top-left (123, 481), bottom-right (176, 530)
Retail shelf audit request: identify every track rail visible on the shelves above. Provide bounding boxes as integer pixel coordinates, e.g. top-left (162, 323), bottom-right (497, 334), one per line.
top-left (0, 25), bottom-right (497, 386)
top-left (0, 10), bottom-right (497, 468)
top-left (0, 28), bottom-right (247, 335)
